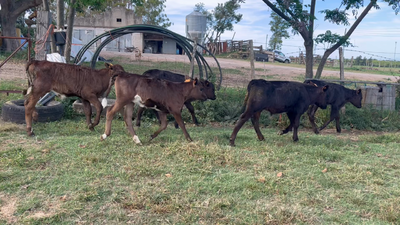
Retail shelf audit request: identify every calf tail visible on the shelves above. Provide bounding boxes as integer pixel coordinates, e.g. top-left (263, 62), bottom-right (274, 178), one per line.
top-left (23, 60), bottom-right (35, 96)
top-left (239, 91), bottom-right (249, 115)
top-left (101, 74), bottom-right (119, 108)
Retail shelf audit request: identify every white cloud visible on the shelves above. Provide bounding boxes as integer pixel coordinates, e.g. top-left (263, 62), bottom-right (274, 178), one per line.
top-left (163, 0), bottom-right (399, 59)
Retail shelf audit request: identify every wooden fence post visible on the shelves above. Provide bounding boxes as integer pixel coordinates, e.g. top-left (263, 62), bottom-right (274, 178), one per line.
top-left (249, 40), bottom-right (255, 80)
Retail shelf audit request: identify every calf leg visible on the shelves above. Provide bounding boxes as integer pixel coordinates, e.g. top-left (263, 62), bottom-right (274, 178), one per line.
top-left (149, 112), bottom-right (168, 141)
top-left (86, 96), bottom-right (103, 129)
top-left (279, 112), bottom-right (295, 135)
top-left (102, 99), bottom-right (128, 141)
top-left (251, 111), bottom-right (264, 141)
top-left (319, 106), bottom-right (340, 133)
top-left (307, 105), bottom-right (319, 134)
top-left (172, 111), bottom-right (193, 142)
top-left (229, 109), bottom-right (254, 146)
top-left (81, 99), bottom-right (94, 130)
top-left (185, 102), bottom-right (199, 126)
top-left (24, 94), bottom-right (42, 136)
top-left (135, 107), bottom-right (145, 127)
top-left (24, 85), bottom-right (49, 136)
top-left (292, 113), bottom-right (301, 142)
top-left (123, 103), bottom-right (141, 144)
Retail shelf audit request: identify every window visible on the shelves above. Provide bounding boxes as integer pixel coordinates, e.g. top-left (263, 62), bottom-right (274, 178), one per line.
top-left (117, 18), bottom-right (122, 22)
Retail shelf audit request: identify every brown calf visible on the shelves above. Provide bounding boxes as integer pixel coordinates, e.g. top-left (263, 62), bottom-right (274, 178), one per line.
top-left (135, 69), bottom-right (216, 128)
top-left (101, 70), bottom-right (208, 144)
top-left (24, 60), bottom-right (125, 136)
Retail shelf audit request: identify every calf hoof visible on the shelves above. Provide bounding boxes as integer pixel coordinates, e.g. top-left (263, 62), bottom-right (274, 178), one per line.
top-left (314, 129), bottom-right (320, 134)
top-left (293, 137), bottom-right (299, 142)
top-left (336, 129), bottom-right (341, 133)
top-left (100, 134), bottom-right (107, 141)
top-left (135, 122), bottom-right (141, 127)
top-left (229, 140), bottom-right (236, 147)
top-left (278, 130), bottom-right (285, 135)
top-left (27, 128), bottom-right (35, 136)
top-left (88, 124), bottom-right (95, 131)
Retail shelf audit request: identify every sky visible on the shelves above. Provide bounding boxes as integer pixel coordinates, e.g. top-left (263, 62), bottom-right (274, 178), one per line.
top-left (164, 0), bottom-right (400, 60)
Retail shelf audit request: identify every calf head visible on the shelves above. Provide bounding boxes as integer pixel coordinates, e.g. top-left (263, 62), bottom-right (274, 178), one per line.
top-left (105, 62), bottom-right (125, 76)
top-left (350, 89), bottom-right (363, 108)
top-left (189, 78), bottom-right (208, 101)
top-left (201, 80), bottom-right (216, 100)
top-left (314, 85), bottom-right (329, 109)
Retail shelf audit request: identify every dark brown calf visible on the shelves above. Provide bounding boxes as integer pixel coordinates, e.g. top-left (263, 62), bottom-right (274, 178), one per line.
top-left (136, 69), bottom-right (216, 128)
top-left (24, 60), bottom-right (125, 136)
top-left (101, 70), bottom-right (208, 144)
top-left (230, 80), bottom-right (329, 146)
top-left (304, 79), bottom-right (362, 134)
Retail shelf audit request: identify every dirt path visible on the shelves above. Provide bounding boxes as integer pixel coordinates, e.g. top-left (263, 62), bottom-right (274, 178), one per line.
top-left (1, 52), bottom-right (399, 86)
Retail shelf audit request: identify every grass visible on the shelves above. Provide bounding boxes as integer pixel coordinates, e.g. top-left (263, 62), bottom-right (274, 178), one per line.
top-left (1, 117), bottom-right (400, 224)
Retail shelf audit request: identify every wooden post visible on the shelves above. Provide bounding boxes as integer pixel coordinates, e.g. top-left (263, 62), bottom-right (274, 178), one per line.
top-left (339, 47), bottom-right (344, 85)
top-left (249, 40), bottom-right (255, 80)
top-left (35, 11), bottom-right (52, 60)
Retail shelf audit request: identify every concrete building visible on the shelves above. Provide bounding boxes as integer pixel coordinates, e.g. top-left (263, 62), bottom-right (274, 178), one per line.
top-left (73, 7), bottom-right (143, 52)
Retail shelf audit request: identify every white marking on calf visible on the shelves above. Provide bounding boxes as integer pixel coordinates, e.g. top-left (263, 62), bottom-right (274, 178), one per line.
top-left (52, 90), bottom-right (67, 100)
top-left (101, 98), bottom-right (108, 108)
top-left (101, 134), bottom-right (107, 140)
top-left (26, 87), bottom-right (32, 95)
top-left (133, 94), bottom-right (160, 111)
top-left (133, 135), bottom-right (141, 144)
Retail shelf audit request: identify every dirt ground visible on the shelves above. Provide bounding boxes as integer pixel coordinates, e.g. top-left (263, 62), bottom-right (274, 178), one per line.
top-left (1, 52), bottom-right (399, 87)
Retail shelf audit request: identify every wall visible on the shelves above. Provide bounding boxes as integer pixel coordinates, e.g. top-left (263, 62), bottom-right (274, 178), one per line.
top-left (73, 7), bottom-right (143, 52)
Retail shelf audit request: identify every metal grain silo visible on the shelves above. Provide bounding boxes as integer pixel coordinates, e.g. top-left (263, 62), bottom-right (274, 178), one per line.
top-left (186, 11), bottom-right (207, 44)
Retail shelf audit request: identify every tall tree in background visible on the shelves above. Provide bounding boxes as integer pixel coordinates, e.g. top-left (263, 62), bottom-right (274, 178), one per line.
top-left (262, 0), bottom-right (400, 79)
top-left (135, 0), bottom-right (171, 28)
top-left (268, 11), bottom-right (290, 50)
top-left (0, 0), bottom-right (42, 52)
top-left (204, 0), bottom-right (244, 54)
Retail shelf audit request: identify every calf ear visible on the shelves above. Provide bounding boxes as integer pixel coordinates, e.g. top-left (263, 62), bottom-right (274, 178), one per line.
top-left (323, 85), bottom-right (329, 92)
top-left (309, 81), bottom-right (318, 87)
top-left (193, 78), bottom-right (198, 87)
top-left (205, 80), bottom-right (210, 86)
top-left (357, 89), bottom-right (362, 95)
top-left (105, 62), bottom-right (113, 69)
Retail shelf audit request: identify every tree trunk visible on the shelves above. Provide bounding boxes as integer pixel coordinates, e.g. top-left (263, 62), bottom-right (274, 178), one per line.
top-left (0, 13), bottom-right (19, 52)
top-left (42, 0), bottom-right (56, 53)
top-left (56, 0), bottom-right (65, 54)
top-left (314, 49), bottom-right (335, 79)
top-left (57, 0), bottom-right (65, 29)
top-left (64, 0), bottom-right (76, 63)
top-left (0, 0), bottom-right (42, 52)
top-left (304, 38), bottom-right (314, 79)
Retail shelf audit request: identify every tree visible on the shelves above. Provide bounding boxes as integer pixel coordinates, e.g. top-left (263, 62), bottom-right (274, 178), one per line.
top-left (268, 11), bottom-right (290, 50)
top-left (262, 0), bottom-right (400, 79)
top-left (354, 55), bottom-right (362, 65)
top-left (135, 0), bottom-right (171, 28)
top-left (0, 0), bottom-right (42, 52)
top-left (204, 0), bottom-right (244, 54)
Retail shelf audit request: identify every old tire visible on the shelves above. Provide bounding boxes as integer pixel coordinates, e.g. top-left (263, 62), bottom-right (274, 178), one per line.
top-left (1, 99), bottom-right (64, 124)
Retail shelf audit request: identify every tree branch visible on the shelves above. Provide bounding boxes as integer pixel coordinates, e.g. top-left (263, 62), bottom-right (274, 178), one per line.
top-left (262, 0), bottom-right (309, 41)
top-left (12, 0), bottom-right (42, 17)
top-left (326, 0), bottom-right (375, 53)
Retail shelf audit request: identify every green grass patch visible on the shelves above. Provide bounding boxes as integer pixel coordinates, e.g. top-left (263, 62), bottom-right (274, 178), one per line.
top-left (1, 118), bottom-right (400, 224)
